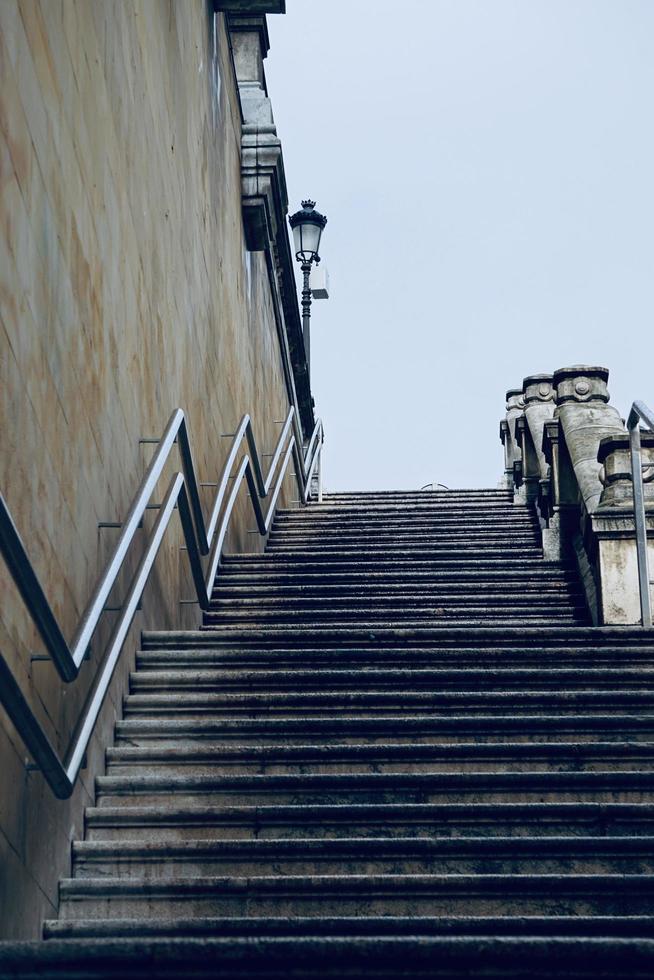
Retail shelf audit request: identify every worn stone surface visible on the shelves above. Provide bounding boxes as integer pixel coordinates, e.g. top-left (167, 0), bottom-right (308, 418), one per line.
top-left (505, 368), bottom-right (654, 625)
top-left (0, 1), bottom-right (303, 939)
top-left (523, 374), bottom-right (556, 481)
top-left (597, 434), bottom-right (654, 508)
top-left (552, 366), bottom-right (625, 515)
top-left (20, 492), bottom-right (654, 972)
top-left (500, 388), bottom-right (524, 484)
top-left (591, 512), bottom-right (654, 624)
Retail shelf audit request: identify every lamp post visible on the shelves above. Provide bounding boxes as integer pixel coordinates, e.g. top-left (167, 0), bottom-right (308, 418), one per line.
top-left (289, 200), bottom-right (327, 378)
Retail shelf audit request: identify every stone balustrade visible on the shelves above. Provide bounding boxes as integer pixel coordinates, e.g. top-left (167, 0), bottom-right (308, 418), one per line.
top-left (501, 364), bottom-right (654, 624)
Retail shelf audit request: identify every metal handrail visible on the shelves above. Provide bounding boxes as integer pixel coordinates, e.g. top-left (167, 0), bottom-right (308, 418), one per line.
top-left (627, 400), bottom-right (654, 628)
top-left (0, 406), bottom-right (323, 798)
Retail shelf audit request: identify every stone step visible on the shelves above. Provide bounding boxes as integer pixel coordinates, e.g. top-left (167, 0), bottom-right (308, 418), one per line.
top-left (228, 543), bottom-right (545, 556)
top-left (194, 623), bottom-right (608, 644)
top-left (200, 620), bottom-right (587, 634)
top-left (134, 646), bottom-right (654, 669)
top-left (104, 741), bottom-right (654, 776)
top-left (219, 557), bottom-right (572, 573)
top-left (265, 532), bottom-right (542, 547)
top-left (273, 509), bottom-right (535, 521)
top-left (285, 508), bottom-right (527, 520)
top-left (255, 547), bottom-right (545, 560)
top-left (114, 713), bottom-right (654, 745)
top-left (286, 513), bottom-right (529, 523)
top-left (122, 689), bottom-right (647, 718)
top-left (276, 509), bottom-right (529, 523)
top-left (294, 497), bottom-right (517, 508)
top-left (207, 595), bottom-right (586, 611)
top-left (217, 567), bottom-right (577, 582)
top-left (141, 626), bottom-right (654, 649)
top-left (6, 935), bottom-right (654, 979)
top-left (94, 770), bottom-right (654, 807)
top-left (41, 912), bottom-right (654, 941)
top-left (318, 489), bottom-right (514, 498)
top-left (270, 519), bottom-right (540, 534)
top-left (40, 482), bottom-right (654, 965)
top-left (202, 611), bottom-right (586, 628)
top-left (294, 494), bottom-right (515, 505)
top-left (129, 667), bottom-right (653, 691)
top-left (70, 836), bottom-right (654, 878)
top-left (56, 872), bottom-right (654, 919)
top-left (212, 581), bottom-right (583, 599)
top-left (83, 801), bottom-right (654, 842)
top-left (262, 545), bottom-right (544, 558)
top-left (270, 521), bottom-right (537, 535)
top-left (275, 509), bottom-right (529, 522)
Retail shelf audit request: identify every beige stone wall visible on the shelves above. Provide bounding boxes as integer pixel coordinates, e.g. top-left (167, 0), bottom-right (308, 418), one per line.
top-left (0, 1), bottom-right (300, 938)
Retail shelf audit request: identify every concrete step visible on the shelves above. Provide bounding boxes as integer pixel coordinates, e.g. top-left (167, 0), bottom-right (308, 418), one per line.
top-left (122, 689), bottom-right (648, 718)
top-left (114, 713), bottom-right (654, 745)
top-left (70, 836), bottom-right (654, 878)
top-left (105, 741), bottom-right (654, 777)
top-left (56, 872), bottom-right (654, 918)
top-left (129, 667), bottom-right (654, 692)
top-left (94, 770), bottom-right (654, 807)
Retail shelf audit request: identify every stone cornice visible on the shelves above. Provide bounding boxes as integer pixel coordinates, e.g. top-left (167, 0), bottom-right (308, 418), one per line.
top-left (214, 1), bottom-right (285, 14)
top-left (228, 14), bottom-right (314, 437)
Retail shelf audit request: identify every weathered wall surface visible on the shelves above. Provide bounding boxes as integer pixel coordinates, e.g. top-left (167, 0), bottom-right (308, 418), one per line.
top-left (0, 1), bottom-right (301, 938)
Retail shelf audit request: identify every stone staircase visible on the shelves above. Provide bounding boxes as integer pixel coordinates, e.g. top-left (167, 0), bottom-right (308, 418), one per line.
top-left (12, 489), bottom-right (654, 976)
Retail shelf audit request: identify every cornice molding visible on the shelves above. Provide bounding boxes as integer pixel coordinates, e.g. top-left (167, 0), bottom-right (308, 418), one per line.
top-left (214, 1), bottom-right (285, 13)
top-left (228, 16), bottom-right (314, 436)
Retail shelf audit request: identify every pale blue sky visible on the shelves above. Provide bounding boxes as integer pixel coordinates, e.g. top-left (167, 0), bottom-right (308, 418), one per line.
top-left (266, 1), bottom-right (654, 490)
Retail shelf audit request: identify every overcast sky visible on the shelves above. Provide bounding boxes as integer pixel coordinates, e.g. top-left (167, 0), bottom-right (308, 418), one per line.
top-left (266, 1), bottom-right (654, 491)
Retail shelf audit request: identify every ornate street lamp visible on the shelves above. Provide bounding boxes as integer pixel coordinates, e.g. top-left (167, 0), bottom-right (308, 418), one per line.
top-left (289, 200), bottom-right (327, 377)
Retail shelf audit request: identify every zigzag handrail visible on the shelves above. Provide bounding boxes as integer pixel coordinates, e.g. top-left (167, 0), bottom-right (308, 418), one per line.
top-left (0, 406), bottom-right (323, 798)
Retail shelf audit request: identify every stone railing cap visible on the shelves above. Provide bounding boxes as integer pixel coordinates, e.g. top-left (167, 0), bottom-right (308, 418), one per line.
top-left (552, 365), bottom-right (609, 383)
top-left (505, 387), bottom-right (523, 399)
top-left (523, 373), bottom-right (554, 386)
top-left (598, 432), bottom-right (654, 464)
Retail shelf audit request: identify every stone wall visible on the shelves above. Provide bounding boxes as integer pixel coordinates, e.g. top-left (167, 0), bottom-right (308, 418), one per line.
top-left (0, 1), bottom-right (303, 938)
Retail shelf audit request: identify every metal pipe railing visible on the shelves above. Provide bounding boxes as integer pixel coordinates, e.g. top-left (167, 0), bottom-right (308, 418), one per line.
top-left (627, 400), bottom-right (654, 628)
top-left (0, 406), bottom-right (324, 797)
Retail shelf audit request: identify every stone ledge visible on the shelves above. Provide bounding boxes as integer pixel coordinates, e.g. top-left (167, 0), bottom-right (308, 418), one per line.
top-left (214, 1), bottom-right (285, 13)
